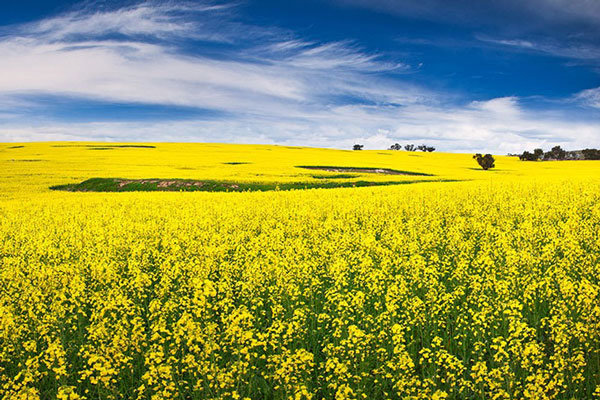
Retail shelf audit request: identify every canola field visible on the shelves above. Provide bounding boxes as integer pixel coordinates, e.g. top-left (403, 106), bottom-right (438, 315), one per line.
top-left (1, 142), bottom-right (600, 400)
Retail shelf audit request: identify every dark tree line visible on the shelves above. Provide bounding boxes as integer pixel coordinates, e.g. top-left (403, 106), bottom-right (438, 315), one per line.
top-left (389, 143), bottom-right (435, 152)
top-left (519, 145), bottom-right (600, 161)
top-left (519, 148), bottom-right (545, 161)
top-left (352, 143), bottom-right (437, 151)
top-left (581, 149), bottom-right (600, 160)
top-left (519, 146), bottom-right (566, 161)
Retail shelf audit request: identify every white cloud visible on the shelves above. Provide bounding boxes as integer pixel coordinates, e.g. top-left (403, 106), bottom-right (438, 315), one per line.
top-left (1, 97), bottom-right (598, 154)
top-left (0, 2), bottom-right (417, 112)
top-left (0, 38), bottom-right (311, 110)
top-left (469, 97), bottom-right (521, 117)
top-left (8, 2), bottom-right (237, 42)
top-left (575, 87), bottom-right (600, 108)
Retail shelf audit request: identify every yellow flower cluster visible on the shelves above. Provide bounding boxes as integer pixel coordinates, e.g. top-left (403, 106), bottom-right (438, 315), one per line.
top-left (1, 142), bottom-right (600, 399)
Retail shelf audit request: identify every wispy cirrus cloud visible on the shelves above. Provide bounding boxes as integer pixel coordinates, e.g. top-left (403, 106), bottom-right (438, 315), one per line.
top-left (4, 1), bottom-right (238, 42)
top-left (272, 40), bottom-right (408, 72)
top-left (332, 0), bottom-right (600, 32)
top-left (338, 0), bottom-right (600, 68)
top-left (0, 1), bottom-right (412, 105)
top-left (575, 87), bottom-right (600, 109)
top-left (477, 35), bottom-right (600, 63)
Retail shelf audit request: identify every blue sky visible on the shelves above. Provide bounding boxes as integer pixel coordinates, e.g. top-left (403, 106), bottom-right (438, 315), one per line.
top-left (0, 0), bottom-right (599, 152)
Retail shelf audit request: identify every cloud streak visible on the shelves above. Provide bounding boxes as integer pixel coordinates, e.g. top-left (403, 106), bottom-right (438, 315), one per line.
top-left (477, 36), bottom-right (600, 63)
top-left (575, 87), bottom-right (600, 109)
top-left (333, 0), bottom-right (600, 32)
top-left (5, 1), bottom-right (238, 42)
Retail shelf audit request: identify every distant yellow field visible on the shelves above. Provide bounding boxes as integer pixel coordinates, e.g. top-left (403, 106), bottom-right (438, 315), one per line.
top-left (1, 142), bottom-right (600, 196)
top-left (1, 143), bottom-right (600, 400)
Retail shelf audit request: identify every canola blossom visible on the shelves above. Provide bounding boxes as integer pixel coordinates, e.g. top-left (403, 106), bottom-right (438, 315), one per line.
top-left (1, 143), bottom-right (600, 399)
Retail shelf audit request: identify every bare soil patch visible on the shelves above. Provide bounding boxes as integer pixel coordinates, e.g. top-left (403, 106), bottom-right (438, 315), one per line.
top-left (296, 165), bottom-right (433, 176)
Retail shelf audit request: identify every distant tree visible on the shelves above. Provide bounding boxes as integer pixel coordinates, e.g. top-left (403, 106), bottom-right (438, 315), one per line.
top-left (353, 144), bottom-right (364, 150)
top-left (519, 147), bottom-right (545, 161)
top-left (519, 151), bottom-right (536, 161)
top-left (582, 148), bottom-right (600, 160)
top-left (544, 145), bottom-right (566, 160)
top-left (389, 143), bottom-right (402, 150)
top-left (404, 144), bottom-right (416, 151)
top-left (416, 144), bottom-right (436, 152)
top-left (473, 153), bottom-right (495, 170)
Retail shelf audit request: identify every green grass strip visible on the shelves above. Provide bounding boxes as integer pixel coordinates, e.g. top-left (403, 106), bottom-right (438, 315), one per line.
top-left (50, 177), bottom-right (457, 193)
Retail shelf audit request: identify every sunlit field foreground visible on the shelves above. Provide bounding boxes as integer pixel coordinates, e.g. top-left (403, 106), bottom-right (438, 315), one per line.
top-left (1, 143), bottom-right (600, 400)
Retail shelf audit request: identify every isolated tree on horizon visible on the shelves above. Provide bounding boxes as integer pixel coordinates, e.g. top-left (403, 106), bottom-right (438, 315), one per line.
top-left (353, 144), bottom-right (364, 150)
top-left (473, 153), bottom-right (495, 170)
